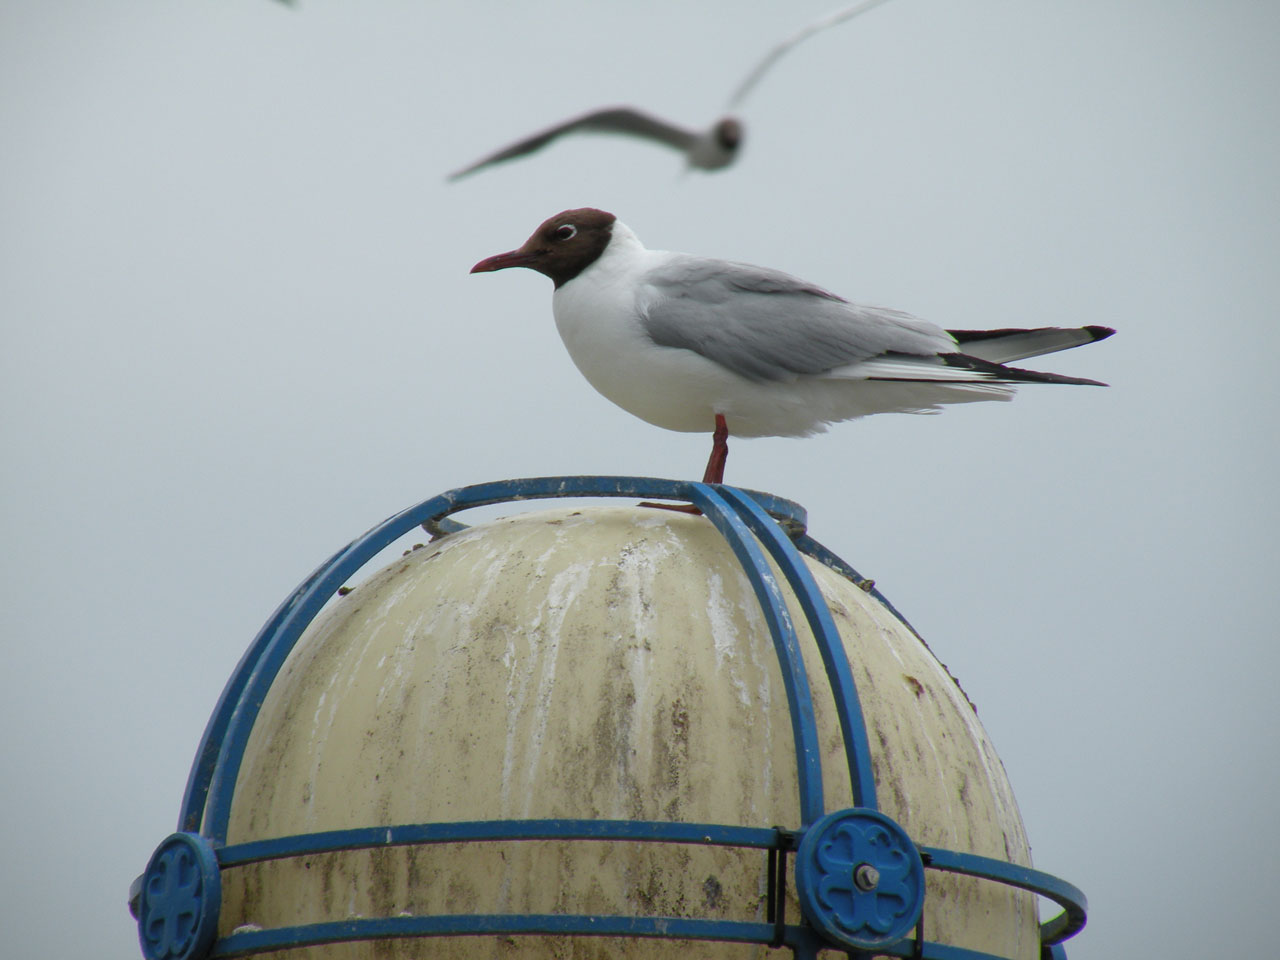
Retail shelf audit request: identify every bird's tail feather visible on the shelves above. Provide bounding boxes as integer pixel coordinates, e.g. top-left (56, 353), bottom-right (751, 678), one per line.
top-left (939, 353), bottom-right (1108, 387)
top-left (841, 352), bottom-right (1108, 387)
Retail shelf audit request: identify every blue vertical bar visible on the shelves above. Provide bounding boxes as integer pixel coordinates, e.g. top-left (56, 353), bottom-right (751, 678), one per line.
top-left (687, 484), bottom-right (825, 826)
top-left (716, 486), bottom-right (879, 810)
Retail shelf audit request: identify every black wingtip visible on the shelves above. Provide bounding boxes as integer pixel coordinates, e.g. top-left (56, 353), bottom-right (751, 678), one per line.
top-left (1083, 325), bottom-right (1116, 342)
top-left (942, 353), bottom-right (1109, 387)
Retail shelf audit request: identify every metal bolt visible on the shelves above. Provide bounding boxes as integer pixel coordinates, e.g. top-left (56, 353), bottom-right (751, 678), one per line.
top-left (853, 863), bottom-right (880, 892)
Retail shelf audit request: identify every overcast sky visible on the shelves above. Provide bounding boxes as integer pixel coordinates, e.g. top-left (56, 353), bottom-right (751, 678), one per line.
top-left (2, 1), bottom-right (1277, 957)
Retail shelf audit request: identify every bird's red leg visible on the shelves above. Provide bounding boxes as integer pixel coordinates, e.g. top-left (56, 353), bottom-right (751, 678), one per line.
top-left (639, 414), bottom-right (730, 515)
top-left (702, 414), bottom-right (730, 484)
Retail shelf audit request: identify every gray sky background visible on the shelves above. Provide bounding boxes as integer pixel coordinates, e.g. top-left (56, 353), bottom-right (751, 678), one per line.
top-left (2, 1), bottom-right (1277, 957)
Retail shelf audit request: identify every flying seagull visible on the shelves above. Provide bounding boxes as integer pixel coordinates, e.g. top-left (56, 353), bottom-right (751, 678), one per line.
top-left (448, 0), bottom-right (896, 180)
top-left (471, 208), bottom-right (1114, 484)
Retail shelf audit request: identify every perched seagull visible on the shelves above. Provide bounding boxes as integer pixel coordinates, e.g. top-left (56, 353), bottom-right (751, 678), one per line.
top-left (448, 0), bottom-right (895, 180)
top-left (471, 209), bottom-right (1114, 484)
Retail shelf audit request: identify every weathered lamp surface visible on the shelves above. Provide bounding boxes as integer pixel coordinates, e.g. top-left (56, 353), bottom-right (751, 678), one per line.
top-left (220, 504), bottom-right (1037, 958)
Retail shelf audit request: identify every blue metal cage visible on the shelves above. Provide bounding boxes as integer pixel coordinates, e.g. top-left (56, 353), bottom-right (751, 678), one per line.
top-left (131, 476), bottom-right (1086, 960)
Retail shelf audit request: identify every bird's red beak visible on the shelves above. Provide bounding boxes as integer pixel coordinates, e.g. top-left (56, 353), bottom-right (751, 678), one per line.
top-left (470, 247), bottom-right (540, 274)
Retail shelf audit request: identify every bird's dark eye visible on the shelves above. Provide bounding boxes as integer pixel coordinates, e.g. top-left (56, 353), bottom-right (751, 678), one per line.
top-left (554, 224), bottom-right (577, 241)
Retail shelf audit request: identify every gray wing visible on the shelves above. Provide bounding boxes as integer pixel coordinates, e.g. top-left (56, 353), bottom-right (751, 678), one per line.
top-left (728, 0), bottom-right (896, 108)
top-left (638, 256), bottom-right (956, 382)
top-left (448, 107), bottom-right (701, 180)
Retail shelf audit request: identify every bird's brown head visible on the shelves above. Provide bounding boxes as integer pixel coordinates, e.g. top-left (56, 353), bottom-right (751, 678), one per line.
top-left (715, 117), bottom-right (744, 151)
top-left (471, 208), bottom-right (618, 288)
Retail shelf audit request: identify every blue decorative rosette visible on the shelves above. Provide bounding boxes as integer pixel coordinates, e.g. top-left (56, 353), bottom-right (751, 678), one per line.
top-left (137, 832), bottom-right (222, 960)
top-left (795, 808), bottom-right (925, 949)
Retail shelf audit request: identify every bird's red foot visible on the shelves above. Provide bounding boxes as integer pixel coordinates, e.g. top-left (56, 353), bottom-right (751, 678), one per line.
top-left (636, 415), bottom-right (731, 515)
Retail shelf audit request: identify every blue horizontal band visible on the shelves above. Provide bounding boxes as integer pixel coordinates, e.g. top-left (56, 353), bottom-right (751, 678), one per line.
top-left (209, 914), bottom-right (1049, 960)
top-left (213, 823), bottom-right (1086, 948)
top-left (210, 915), bottom-right (788, 958)
top-left (921, 846), bottom-right (1087, 944)
top-left (217, 818), bottom-right (781, 868)
top-left (875, 938), bottom-right (1028, 960)
top-left (212, 820), bottom-right (1087, 942)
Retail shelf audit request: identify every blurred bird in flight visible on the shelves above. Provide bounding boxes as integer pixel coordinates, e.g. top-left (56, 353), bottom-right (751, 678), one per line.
top-left (448, 0), bottom-right (897, 180)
